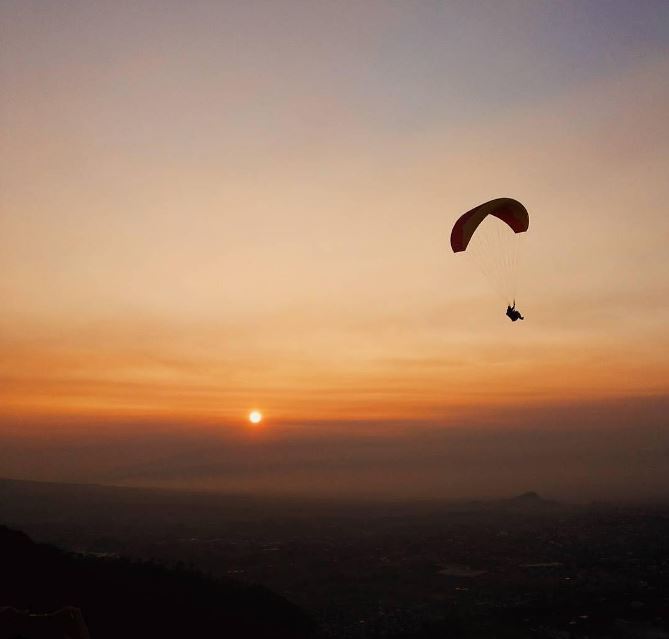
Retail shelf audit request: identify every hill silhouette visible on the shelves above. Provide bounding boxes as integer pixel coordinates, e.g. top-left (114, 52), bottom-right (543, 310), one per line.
top-left (505, 491), bottom-right (558, 508)
top-left (0, 525), bottom-right (315, 638)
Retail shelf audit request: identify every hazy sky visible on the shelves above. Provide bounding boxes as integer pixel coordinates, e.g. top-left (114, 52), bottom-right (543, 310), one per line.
top-left (2, 1), bottom-right (669, 499)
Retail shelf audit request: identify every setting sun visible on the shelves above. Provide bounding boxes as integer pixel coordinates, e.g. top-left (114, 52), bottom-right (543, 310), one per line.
top-left (248, 410), bottom-right (263, 425)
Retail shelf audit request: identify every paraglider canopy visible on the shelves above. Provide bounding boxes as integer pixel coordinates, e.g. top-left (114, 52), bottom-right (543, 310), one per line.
top-left (450, 198), bottom-right (529, 253)
top-left (450, 197), bottom-right (529, 307)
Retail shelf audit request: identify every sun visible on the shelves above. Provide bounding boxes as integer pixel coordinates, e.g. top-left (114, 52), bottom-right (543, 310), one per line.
top-left (248, 410), bottom-right (263, 425)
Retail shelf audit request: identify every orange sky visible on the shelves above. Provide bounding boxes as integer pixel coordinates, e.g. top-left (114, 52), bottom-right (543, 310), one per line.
top-left (1, 1), bottom-right (669, 497)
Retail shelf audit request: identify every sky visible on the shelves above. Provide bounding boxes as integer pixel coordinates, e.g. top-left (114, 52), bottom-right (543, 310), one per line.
top-left (1, 0), bottom-right (669, 500)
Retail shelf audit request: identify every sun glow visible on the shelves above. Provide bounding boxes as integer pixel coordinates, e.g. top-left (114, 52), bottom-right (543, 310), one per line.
top-left (248, 410), bottom-right (263, 424)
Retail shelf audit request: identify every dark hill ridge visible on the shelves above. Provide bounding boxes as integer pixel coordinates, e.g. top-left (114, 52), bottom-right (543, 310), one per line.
top-left (510, 491), bottom-right (546, 503)
top-left (445, 491), bottom-right (561, 514)
top-left (0, 525), bottom-right (315, 639)
top-left (0, 477), bottom-right (563, 534)
top-left (506, 491), bottom-right (558, 507)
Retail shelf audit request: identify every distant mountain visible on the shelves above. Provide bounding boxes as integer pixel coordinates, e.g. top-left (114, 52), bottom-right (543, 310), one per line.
top-left (0, 525), bottom-right (315, 639)
top-left (0, 477), bottom-right (273, 532)
top-left (501, 491), bottom-right (559, 511)
top-left (0, 477), bottom-right (566, 531)
top-left (509, 491), bottom-right (549, 503)
top-left (442, 491), bottom-right (562, 516)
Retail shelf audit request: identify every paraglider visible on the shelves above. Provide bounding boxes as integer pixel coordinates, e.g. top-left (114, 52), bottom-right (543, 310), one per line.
top-left (506, 302), bottom-right (524, 322)
top-left (451, 198), bottom-right (529, 321)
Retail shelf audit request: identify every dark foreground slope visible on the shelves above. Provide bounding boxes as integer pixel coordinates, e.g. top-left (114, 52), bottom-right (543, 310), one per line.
top-left (2, 479), bottom-right (669, 638)
top-left (0, 525), bottom-right (315, 639)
